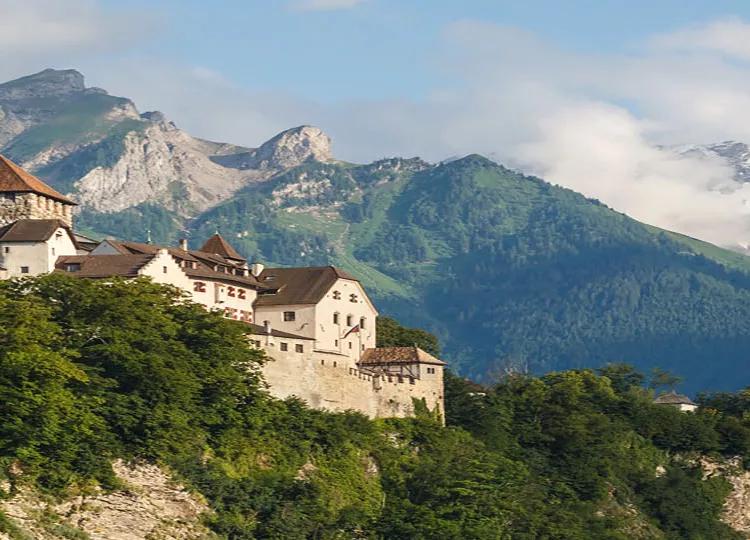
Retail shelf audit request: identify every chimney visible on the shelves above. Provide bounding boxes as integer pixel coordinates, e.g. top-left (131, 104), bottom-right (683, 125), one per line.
top-left (250, 262), bottom-right (265, 277)
top-left (263, 320), bottom-right (272, 335)
top-left (179, 238), bottom-right (188, 251)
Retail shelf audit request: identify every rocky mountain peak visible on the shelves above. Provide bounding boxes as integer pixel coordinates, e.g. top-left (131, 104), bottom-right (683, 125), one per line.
top-left (677, 140), bottom-right (750, 183)
top-left (251, 125), bottom-right (333, 169)
top-left (0, 68), bottom-right (86, 101)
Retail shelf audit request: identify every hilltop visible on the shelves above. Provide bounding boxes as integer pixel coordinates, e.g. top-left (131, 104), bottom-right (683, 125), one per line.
top-left (2, 274), bottom-right (750, 539)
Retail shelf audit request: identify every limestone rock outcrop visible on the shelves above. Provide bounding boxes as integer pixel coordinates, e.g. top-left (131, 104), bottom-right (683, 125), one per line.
top-left (0, 460), bottom-right (213, 540)
top-left (0, 70), bottom-right (338, 220)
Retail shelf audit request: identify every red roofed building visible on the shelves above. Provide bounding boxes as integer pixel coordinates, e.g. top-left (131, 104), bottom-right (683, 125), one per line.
top-left (0, 154), bottom-right (76, 227)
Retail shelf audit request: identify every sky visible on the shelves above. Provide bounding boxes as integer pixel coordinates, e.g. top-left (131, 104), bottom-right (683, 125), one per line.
top-left (4, 0), bottom-right (750, 246)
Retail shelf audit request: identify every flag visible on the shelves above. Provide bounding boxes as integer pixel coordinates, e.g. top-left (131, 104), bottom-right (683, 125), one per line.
top-left (343, 324), bottom-right (360, 338)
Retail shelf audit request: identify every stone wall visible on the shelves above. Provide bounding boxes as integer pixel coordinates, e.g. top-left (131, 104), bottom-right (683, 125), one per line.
top-left (0, 193), bottom-right (73, 227)
top-left (260, 344), bottom-right (444, 420)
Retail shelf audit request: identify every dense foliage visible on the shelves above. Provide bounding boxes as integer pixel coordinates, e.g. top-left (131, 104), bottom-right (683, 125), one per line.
top-left (128, 154), bottom-right (750, 393)
top-left (2, 276), bottom-right (750, 538)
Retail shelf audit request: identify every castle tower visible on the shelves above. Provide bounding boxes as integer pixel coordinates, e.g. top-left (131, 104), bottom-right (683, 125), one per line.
top-left (0, 154), bottom-right (77, 227)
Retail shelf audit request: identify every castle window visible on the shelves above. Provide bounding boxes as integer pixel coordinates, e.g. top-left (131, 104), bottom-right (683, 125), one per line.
top-left (427, 367), bottom-right (435, 374)
top-left (350, 293), bottom-right (358, 302)
top-left (163, 266), bottom-right (168, 273)
top-left (348, 342), bottom-right (352, 349)
top-left (295, 344), bottom-right (304, 353)
top-left (332, 290), bottom-right (341, 300)
top-left (280, 342), bottom-right (288, 352)
top-left (228, 286), bottom-right (236, 297)
top-left (238, 289), bottom-right (246, 300)
top-left (333, 312), bottom-right (339, 324)
top-left (346, 315), bottom-right (353, 326)
top-left (20, 266), bottom-right (29, 274)
top-left (409, 378), bottom-right (415, 385)
top-left (335, 339), bottom-right (338, 346)
top-left (333, 361), bottom-right (337, 367)
top-left (193, 281), bottom-right (206, 293)
top-left (3, 247), bottom-right (9, 253)
top-left (283, 311), bottom-right (296, 322)
top-left (360, 317), bottom-right (365, 329)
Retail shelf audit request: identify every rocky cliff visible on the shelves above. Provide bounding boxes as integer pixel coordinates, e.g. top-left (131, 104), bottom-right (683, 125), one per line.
top-left (0, 460), bottom-right (213, 540)
top-left (0, 69), bottom-right (336, 218)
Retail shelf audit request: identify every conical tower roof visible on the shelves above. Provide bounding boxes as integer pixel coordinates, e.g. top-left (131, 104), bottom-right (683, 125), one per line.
top-left (0, 154), bottom-right (76, 205)
top-left (200, 233), bottom-right (244, 260)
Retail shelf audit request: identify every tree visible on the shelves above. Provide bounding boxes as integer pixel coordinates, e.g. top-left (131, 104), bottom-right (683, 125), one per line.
top-left (650, 367), bottom-right (683, 392)
top-left (597, 363), bottom-right (645, 394)
top-left (376, 316), bottom-right (441, 356)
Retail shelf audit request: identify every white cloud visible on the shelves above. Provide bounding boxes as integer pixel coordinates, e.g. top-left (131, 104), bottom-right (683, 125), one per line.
top-left (0, 0), bottom-right (153, 82)
top-left (649, 17), bottom-right (750, 61)
top-left (288, 0), bottom-right (366, 12)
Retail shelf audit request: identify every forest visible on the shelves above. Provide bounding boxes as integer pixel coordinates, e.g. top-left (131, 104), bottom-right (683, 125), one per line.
top-left (1, 275), bottom-right (750, 539)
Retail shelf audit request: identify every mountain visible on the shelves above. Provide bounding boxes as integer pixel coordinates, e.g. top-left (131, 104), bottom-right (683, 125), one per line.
top-left (0, 69), bottom-right (333, 222)
top-left (5, 69), bottom-right (750, 392)
top-left (678, 141), bottom-right (750, 183)
top-left (190, 155), bottom-right (750, 392)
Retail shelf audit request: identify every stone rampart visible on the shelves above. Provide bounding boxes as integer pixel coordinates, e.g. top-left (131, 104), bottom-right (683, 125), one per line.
top-left (260, 347), bottom-right (444, 420)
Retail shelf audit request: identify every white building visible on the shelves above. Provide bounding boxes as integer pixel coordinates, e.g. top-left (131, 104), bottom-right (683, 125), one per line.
top-left (254, 266), bottom-right (378, 362)
top-left (0, 219), bottom-right (79, 278)
top-left (653, 391), bottom-right (698, 412)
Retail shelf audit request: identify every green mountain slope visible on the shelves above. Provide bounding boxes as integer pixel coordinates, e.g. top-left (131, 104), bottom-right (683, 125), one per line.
top-left (189, 155), bottom-right (750, 392)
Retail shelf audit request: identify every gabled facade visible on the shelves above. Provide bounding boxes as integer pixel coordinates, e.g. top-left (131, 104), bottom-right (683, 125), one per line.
top-left (0, 219), bottom-right (79, 277)
top-left (254, 266), bottom-right (378, 362)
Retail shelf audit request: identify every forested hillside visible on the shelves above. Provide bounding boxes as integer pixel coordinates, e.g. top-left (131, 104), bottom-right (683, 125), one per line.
top-left (184, 155), bottom-right (750, 392)
top-left (2, 275), bottom-right (750, 539)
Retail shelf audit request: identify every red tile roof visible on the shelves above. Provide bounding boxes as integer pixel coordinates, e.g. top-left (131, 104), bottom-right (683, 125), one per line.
top-left (101, 240), bottom-right (268, 289)
top-left (200, 234), bottom-right (244, 260)
top-left (0, 219), bottom-right (76, 244)
top-left (359, 346), bottom-right (446, 366)
top-left (254, 266), bottom-right (359, 306)
top-left (0, 155), bottom-right (76, 205)
top-left (55, 254), bottom-right (153, 278)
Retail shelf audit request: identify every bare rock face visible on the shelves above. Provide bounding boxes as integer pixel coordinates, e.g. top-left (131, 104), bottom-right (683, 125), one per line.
top-left (0, 70), bottom-right (338, 221)
top-left (252, 125), bottom-right (332, 169)
top-left (71, 124), bottom-right (334, 216)
top-left (74, 123), bottom-right (253, 215)
top-left (0, 69), bottom-right (85, 101)
top-left (702, 457), bottom-right (750, 537)
top-left (0, 460), bottom-right (213, 540)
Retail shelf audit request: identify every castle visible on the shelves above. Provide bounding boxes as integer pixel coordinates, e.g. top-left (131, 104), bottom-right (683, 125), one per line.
top-left (0, 155), bottom-right (445, 420)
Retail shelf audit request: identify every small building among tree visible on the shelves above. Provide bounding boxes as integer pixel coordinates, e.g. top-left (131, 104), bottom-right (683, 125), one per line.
top-left (653, 390), bottom-right (698, 412)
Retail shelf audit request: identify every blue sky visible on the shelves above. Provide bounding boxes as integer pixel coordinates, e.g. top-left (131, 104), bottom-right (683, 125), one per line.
top-left (92, 0), bottom-right (750, 101)
top-left (4, 0), bottom-right (750, 246)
